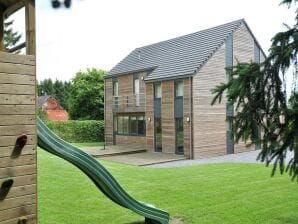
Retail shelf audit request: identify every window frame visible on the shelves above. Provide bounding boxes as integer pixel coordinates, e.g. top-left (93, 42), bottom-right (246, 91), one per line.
top-left (154, 82), bottom-right (162, 99)
top-left (113, 78), bottom-right (118, 96)
top-left (175, 79), bottom-right (184, 98)
top-left (116, 114), bottom-right (146, 136)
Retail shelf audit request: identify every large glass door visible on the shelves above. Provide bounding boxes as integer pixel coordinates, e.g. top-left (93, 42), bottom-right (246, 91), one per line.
top-left (175, 80), bottom-right (184, 155)
top-left (175, 118), bottom-right (184, 154)
top-left (155, 118), bottom-right (162, 152)
top-left (154, 83), bottom-right (162, 152)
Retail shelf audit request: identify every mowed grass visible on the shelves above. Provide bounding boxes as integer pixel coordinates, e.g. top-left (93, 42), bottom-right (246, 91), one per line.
top-left (38, 149), bottom-right (298, 224)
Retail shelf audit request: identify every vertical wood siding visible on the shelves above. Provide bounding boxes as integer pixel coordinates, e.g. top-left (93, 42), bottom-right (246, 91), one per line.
top-left (145, 83), bottom-right (154, 151)
top-left (0, 52), bottom-right (37, 223)
top-left (183, 78), bottom-right (191, 157)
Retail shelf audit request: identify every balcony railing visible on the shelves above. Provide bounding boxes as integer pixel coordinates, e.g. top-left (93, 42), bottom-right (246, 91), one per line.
top-left (112, 93), bottom-right (145, 112)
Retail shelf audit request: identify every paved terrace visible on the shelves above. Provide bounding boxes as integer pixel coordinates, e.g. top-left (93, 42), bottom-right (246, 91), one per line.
top-left (82, 145), bottom-right (293, 167)
top-left (82, 144), bottom-right (187, 166)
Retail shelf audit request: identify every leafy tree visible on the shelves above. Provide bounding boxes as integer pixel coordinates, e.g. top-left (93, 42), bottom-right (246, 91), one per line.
top-left (68, 68), bottom-right (106, 120)
top-left (4, 20), bottom-right (22, 51)
top-left (212, 0), bottom-right (298, 180)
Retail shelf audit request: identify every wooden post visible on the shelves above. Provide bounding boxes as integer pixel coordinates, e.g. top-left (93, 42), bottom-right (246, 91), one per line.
top-left (0, 5), bottom-right (4, 51)
top-left (25, 0), bottom-right (36, 55)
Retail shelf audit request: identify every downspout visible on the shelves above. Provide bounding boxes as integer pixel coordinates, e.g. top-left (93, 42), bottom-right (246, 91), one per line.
top-left (189, 76), bottom-right (193, 159)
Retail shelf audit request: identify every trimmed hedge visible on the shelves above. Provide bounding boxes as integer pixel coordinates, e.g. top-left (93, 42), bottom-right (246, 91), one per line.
top-left (45, 120), bottom-right (104, 143)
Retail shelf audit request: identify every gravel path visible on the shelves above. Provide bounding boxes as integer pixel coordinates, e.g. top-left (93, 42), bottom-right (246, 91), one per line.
top-left (147, 150), bottom-right (294, 168)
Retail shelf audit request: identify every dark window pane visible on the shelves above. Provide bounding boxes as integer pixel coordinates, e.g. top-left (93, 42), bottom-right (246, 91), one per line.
top-left (117, 116), bottom-right (123, 134)
top-left (130, 116), bottom-right (137, 134)
top-left (114, 116), bottom-right (117, 132)
top-left (176, 118), bottom-right (184, 154)
top-left (155, 118), bottom-right (162, 152)
top-left (138, 116), bottom-right (145, 135)
top-left (123, 116), bottom-right (129, 134)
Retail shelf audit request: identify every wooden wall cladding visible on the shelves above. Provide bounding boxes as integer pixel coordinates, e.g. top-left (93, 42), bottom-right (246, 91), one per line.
top-left (145, 83), bottom-right (154, 151)
top-left (233, 24), bottom-right (255, 153)
top-left (183, 78), bottom-right (191, 158)
top-left (115, 135), bottom-right (146, 146)
top-left (0, 52), bottom-right (37, 224)
top-left (193, 46), bottom-right (227, 158)
top-left (161, 80), bottom-right (175, 153)
top-left (104, 78), bottom-right (113, 144)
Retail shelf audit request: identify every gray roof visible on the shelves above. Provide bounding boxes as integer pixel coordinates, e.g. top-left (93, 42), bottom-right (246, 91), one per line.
top-left (37, 95), bottom-right (51, 108)
top-left (105, 19), bottom-right (247, 81)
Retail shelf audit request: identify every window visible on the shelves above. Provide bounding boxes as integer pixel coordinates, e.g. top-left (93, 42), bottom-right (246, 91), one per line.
top-left (113, 116), bottom-right (117, 133)
top-left (154, 83), bottom-right (162, 98)
top-left (117, 116), bottom-right (129, 134)
top-left (133, 74), bottom-right (140, 106)
top-left (175, 80), bottom-right (183, 97)
top-left (138, 116), bottom-right (145, 135)
top-left (133, 75), bottom-right (140, 94)
top-left (116, 115), bottom-right (145, 136)
top-left (130, 116), bottom-right (137, 134)
top-left (175, 118), bottom-right (184, 154)
top-left (113, 79), bottom-right (118, 96)
top-left (155, 118), bottom-right (162, 152)
top-left (113, 79), bottom-right (119, 108)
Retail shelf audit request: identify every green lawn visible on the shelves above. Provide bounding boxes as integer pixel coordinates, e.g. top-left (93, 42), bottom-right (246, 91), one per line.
top-left (38, 149), bottom-right (298, 224)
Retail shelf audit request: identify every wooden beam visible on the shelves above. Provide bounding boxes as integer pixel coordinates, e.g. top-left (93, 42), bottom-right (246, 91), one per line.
top-left (0, 5), bottom-right (4, 51)
top-left (25, 0), bottom-right (35, 55)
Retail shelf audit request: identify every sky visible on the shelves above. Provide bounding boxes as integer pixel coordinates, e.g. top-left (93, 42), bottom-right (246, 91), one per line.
top-left (11, 0), bottom-right (296, 81)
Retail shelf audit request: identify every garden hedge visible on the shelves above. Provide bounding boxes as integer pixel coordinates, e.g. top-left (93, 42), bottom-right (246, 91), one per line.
top-left (45, 120), bottom-right (104, 143)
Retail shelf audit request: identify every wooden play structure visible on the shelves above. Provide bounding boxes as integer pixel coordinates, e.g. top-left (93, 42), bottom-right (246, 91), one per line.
top-left (0, 0), bottom-right (36, 223)
top-left (0, 1), bottom-right (170, 224)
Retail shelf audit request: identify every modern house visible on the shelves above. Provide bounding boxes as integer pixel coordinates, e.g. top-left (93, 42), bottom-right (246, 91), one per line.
top-left (104, 19), bottom-right (265, 159)
top-left (37, 95), bottom-right (69, 121)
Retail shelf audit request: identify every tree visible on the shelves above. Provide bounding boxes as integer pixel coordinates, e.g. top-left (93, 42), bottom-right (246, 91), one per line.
top-left (4, 20), bottom-right (22, 51)
top-left (68, 68), bottom-right (106, 120)
top-left (38, 78), bottom-right (54, 96)
top-left (212, 0), bottom-right (298, 180)
top-left (37, 78), bottom-right (72, 110)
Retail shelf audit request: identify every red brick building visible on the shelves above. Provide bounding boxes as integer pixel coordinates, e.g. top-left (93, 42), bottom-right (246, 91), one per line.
top-left (37, 95), bottom-right (69, 121)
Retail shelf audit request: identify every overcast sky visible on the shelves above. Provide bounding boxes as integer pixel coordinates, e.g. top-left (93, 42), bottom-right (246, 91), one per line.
top-left (12, 0), bottom-right (296, 81)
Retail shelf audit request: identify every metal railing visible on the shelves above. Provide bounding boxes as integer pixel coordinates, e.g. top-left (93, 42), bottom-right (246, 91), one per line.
top-left (112, 93), bottom-right (145, 112)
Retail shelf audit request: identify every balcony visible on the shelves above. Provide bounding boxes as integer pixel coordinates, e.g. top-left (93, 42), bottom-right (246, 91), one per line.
top-left (112, 93), bottom-right (145, 113)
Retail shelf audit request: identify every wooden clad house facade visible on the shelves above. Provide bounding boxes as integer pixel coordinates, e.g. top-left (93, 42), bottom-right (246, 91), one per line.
top-left (104, 19), bottom-right (265, 159)
top-left (0, 0), bottom-right (37, 223)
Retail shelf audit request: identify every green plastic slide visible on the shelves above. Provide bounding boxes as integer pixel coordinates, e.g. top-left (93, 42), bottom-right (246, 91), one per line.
top-left (37, 118), bottom-right (170, 224)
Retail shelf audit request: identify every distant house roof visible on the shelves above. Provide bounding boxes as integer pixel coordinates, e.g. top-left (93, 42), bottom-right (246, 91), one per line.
top-left (37, 95), bottom-right (51, 108)
top-left (106, 19), bottom-right (261, 82)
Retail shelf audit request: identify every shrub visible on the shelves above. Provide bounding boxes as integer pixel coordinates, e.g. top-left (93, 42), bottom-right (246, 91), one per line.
top-left (45, 120), bottom-right (104, 143)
